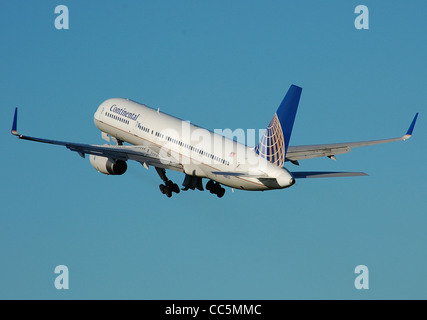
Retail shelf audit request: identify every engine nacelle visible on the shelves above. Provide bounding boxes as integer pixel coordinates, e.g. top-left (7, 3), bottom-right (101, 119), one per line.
top-left (89, 155), bottom-right (127, 175)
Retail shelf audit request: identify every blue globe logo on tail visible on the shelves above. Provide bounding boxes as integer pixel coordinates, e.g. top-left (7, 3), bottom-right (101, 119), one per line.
top-left (255, 85), bottom-right (302, 167)
top-left (254, 113), bottom-right (285, 167)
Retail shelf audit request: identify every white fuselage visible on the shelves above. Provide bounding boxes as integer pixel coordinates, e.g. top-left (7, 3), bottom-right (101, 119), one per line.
top-left (93, 98), bottom-right (294, 191)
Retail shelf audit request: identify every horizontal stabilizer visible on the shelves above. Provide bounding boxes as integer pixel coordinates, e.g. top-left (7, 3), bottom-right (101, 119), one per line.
top-left (291, 171), bottom-right (368, 179)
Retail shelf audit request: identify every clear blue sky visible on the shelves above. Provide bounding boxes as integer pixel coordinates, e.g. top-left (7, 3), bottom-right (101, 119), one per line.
top-left (1, 1), bottom-right (426, 299)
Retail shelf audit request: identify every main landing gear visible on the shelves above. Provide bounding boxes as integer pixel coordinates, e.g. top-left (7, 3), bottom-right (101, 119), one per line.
top-left (159, 180), bottom-right (180, 198)
top-left (156, 167), bottom-right (180, 198)
top-left (155, 168), bottom-right (226, 198)
top-left (206, 180), bottom-right (225, 198)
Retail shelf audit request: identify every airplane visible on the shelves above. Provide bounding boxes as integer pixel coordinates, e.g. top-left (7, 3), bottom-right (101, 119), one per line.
top-left (11, 85), bottom-right (418, 198)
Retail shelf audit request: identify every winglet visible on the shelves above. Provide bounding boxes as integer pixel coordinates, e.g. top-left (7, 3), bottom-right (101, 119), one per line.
top-left (403, 112), bottom-right (419, 140)
top-left (11, 107), bottom-right (19, 136)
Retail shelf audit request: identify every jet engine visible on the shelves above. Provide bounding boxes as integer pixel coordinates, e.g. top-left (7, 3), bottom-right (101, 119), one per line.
top-left (89, 155), bottom-right (127, 175)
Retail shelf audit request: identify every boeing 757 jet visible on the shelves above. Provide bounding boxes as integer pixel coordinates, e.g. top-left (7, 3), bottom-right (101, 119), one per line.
top-left (11, 85), bottom-right (418, 198)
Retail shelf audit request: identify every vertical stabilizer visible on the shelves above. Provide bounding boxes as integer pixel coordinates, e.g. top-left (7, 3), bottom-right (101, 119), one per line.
top-left (255, 85), bottom-right (302, 167)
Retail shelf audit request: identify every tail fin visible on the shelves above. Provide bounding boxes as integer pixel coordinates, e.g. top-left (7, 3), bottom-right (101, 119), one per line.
top-left (255, 85), bottom-right (302, 167)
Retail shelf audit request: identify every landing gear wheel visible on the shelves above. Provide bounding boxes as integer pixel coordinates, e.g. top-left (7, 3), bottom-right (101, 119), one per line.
top-left (172, 183), bottom-right (180, 194)
top-left (165, 187), bottom-right (172, 198)
top-left (217, 187), bottom-right (225, 198)
top-left (159, 184), bottom-right (173, 197)
top-left (166, 180), bottom-right (180, 194)
top-left (206, 180), bottom-right (226, 198)
top-left (156, 168), bottom-right (178, 197)
top-left (206, 180), bottom-right (215, 191)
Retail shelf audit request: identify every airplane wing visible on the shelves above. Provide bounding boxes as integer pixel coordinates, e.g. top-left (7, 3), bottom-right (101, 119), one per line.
top-left (10, 108), bottom-right (183, 172)
top-left (286, 113), bottom-right (418, 162)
